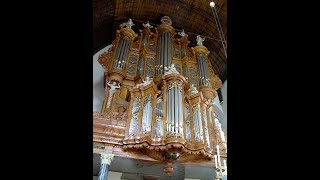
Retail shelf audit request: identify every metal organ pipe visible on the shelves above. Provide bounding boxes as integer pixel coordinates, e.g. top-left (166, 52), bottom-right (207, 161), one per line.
top-left (117, 39), bottom-right (125, 68)
top-left (168, 33), bottom-right (171, 67)
top-left (123, 40), bottom-right (129, 69)
top-left (169, 88), bottom-right (172, 133)
top-left (199, 109), bottom-right (203, 141)
top-left (182, 45), bottom-right (186, 58)
top-left (172, 87), bottom-right (175, 133)
top-left (142, 35), bottom-right (147, 48)
top-left (198, 108), bottom-right (201, 140)
top-left (202, 56), bottom-right (206, 78)
top-left (197, 55), bottom-right (202, 85)
top-left (202, 56), bottom-right (206, 79)
top-left (180, 88), bottom-right (183, 134)
top-left (194, 109), bottom-right (198, 141)
top-left (203, 110), bottom-right (210, 147)
top-left (147, 100), bottom-right (152, 132)
top-left (160, 101), bottom-right (163, 117)
top-left (148, 100), bottom-right (152, 132)
top-left (156, 37), bottom-right (158, 76)
top-left (196, 109), bottom-right (199, 140)
top-left (174, 86), bottom-right (178, 133)
top-left (114, 39), bottom-right (122, 67)
top-left (138, 57), bottom-right (144, 75)
top-left (178, 87), bottom-right (182, 134)
top-left (171, 87), bottom-right (174, 133)
top-left (114, 39), bottom-right (120, 65)
top-left (147, 100), bottom-right (150, 132)
top-left (146, 101), bottom-right (149, 133)
top-left (172, 87), bottom-right (174, 133)
top-left (146, 100), bottom-right (149, 133)
top-left (200, 56), bottom-right (205, 85)
top-left (168, 89), bottom-right (170, 132)
top-left (119, 40), bottom-right (125, 68)
top-left (202, 56), bottom-right (208, 80)
top-left (142, 103), bottom-right (146, 133)
top-left (177, 87), bottom-right (179, 134)
top-left (199, 57), bottom-right (202, 85)
top-left (166, 90), bottom-right (170, 132)
top-left (120, 39), bottom-right (127, 68)
top-left (162, 33), bottom-right (165, 69)
top-left (163, 33), bottom-right (167, 69)
top-left (115, 39), bottom-right (120, 61)
top-left (166, 93), bottom-right (169, 132)
top-left (117, 39), bottom-right (124, 61)
top-left (167, 33), bottom-right (172, 67)
top-left (166, 33), bottom-right (168, 68)
top-left (161, 33), bottom-right (165, 70)
top-left (122, 41), bottom-right (130, 69)
top-left (170, 88), bottom-right (173, 132)
top-left (167, 88), bottom-right (170, 132)
top-left (158, 33), bottom-right (161, 73)
top-left (202, 58), bottom-right (206, 85)
top-left (200, 55), bottom-right (206, 85)
top-left (198, 105), bottom-right (201, 140)
top-left (196, 110), bottom-right (200, 141)
top-left (177, 87), bottom-right (180, 134)
top-left (157, 35), bottom-right (162, 76)
top-left (170, 88), bottom-right (174, 132)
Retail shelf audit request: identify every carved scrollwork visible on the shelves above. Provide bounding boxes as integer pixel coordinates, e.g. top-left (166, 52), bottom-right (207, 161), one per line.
top-left (166, 132), bottom-right (183, 138)
top-left (167, 81), bottom-right (182, 91)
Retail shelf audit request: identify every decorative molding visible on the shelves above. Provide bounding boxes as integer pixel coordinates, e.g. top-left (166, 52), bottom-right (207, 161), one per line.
top-left (100, 153), bottom-right (114, 165)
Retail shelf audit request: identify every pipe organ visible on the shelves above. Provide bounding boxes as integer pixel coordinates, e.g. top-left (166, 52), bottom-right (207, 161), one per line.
top-left (96, 16), bottom-right (225, 175)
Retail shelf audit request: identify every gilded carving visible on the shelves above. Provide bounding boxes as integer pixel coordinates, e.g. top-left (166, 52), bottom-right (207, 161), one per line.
top-left (94, 16), bottom-right (226, 171)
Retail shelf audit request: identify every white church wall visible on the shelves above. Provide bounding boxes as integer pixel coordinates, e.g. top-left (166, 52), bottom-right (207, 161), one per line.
top-left (93, 45), bottom-right (112, 112)
top-left (221, 80), bottom-right (227, 132)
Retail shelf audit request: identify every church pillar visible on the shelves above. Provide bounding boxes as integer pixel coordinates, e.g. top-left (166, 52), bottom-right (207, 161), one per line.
top-left (98, 153), bottom-right (114, 180)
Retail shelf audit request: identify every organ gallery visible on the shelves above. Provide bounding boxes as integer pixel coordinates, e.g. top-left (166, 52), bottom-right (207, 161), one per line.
top-left (94, 16), bottom-right (227, 177)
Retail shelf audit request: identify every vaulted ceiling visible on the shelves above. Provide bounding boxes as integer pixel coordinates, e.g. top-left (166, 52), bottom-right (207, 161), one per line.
top-left (93, 0), bottom-right (227, 82)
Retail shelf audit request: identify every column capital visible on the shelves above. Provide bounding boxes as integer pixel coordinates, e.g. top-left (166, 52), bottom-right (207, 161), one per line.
top-left (100, 153), bottom-right (114, 165)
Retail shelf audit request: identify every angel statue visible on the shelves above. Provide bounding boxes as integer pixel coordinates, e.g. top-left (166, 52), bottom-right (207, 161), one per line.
top-left (188, 84), bottom-right (199, 96)
top-left (196, 35), bottom-right (205, 46)
top-left (106, 81), bottom-right (121, 108)
top-left (141, 76), bottom-right (153, 86)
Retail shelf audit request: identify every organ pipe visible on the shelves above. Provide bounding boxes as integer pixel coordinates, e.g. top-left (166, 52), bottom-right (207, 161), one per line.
top-left (117, 39), bottom-right (125, 68)
top-left (105, 17), bottom-right (224, 157)
top-left (176, 87), bottom-right (178, 134)
top-left (167, 33), bottom-right (172, 68)
top-left (124, 40), bottom-right (130, 68)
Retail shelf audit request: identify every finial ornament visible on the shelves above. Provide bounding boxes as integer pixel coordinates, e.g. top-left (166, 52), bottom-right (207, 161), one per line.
top-left (164, 64), bottom-right (179, 75)
top-left (196, 35), bottom-right (205, 46)
top-left (178, 29), bottom-right (186, 37)
top-left (160, 16), bottom-right (172, 26)
top-left (143, 21), bottom-right (153, 28)
top-left (119, 18), bottom-right (135, 29)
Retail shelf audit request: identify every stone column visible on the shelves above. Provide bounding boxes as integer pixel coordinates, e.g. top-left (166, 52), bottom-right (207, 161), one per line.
top-left (98, 153), bottom-right (114, 180)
